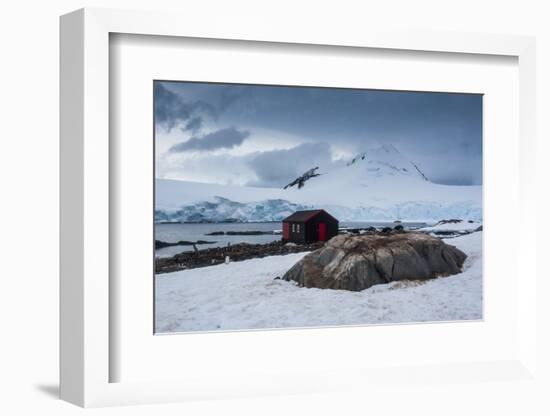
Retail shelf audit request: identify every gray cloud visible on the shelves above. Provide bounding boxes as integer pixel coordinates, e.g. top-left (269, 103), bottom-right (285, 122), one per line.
top-left (182, 116), bottom-right (203, 134)
top-left (169, 127), bottom-right (250, 153)
top-left (247, 142), bottom-right (334, 187)
top-left (154, 83), bottom-right (216, 131)
top-left (415, 154), bottom-right (482, 186)
top-left (156, 81), bottom-right (482, 186)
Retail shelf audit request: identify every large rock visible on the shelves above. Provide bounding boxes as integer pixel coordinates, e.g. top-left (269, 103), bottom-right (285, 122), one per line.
top-left (282, 232), bottom-right (467, 291)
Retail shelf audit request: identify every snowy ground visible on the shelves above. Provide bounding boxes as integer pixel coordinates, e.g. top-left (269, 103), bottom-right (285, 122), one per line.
top-left (419, 220), bottom-right (482, 233)
top-left (155, 232), bottom-right (482, 333)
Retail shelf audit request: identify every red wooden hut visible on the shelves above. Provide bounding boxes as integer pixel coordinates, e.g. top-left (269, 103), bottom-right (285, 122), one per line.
top-left (282, 209), bottom-right (339, 244)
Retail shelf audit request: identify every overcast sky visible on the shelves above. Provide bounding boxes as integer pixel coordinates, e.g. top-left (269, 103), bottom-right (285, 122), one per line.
top-left (155, 81), bottom-right (482, 188)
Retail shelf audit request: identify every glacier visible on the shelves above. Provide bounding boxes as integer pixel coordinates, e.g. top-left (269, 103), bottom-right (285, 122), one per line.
top-left (156, 196), bottom-right (481, 223)
top-left (155, 197), bottom-right (313, 223)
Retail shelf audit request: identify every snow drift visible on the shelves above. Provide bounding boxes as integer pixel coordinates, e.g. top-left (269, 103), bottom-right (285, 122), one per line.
top-left (154, 231), bottom-right (483, 333)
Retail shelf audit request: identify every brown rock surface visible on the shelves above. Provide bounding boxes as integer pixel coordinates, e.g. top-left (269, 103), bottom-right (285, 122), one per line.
top-left (282, 232), bottom-right (467, 291)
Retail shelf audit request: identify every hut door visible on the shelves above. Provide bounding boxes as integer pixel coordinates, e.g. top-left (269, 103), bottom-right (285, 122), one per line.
top-left (318, 222), bottom-right (327, 241)
top-left (283, 223), bottom-right (290, 240)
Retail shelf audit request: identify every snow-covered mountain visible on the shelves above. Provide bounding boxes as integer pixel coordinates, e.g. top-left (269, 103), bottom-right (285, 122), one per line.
top-left (156, 144), bottom-right (482, 223)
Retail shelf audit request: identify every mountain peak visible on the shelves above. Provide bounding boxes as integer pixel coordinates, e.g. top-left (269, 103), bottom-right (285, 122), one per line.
top-left (281, 144), bottom-right (429, 194)
top-left (346, 144), bottom-right (429, 182)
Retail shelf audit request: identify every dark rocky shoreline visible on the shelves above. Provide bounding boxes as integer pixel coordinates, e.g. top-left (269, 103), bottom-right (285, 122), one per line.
top-left (155, 240), bottom-right (323, 274)
top-left (205, 230), bottom-right (275, 236)
top-left (155, 224), bottom-right (482, 275)
top-left (154, 239), bottom-right (217, 250)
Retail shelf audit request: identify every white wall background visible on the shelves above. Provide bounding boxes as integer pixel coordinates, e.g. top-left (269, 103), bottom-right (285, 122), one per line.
top-left (0, 0), bottom-right (548, 415)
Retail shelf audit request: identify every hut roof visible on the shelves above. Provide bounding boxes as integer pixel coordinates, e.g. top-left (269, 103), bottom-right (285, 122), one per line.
top-left (282, 209), bottom-right (337, 223)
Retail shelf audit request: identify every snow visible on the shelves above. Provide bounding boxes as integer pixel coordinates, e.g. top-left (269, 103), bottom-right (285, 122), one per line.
top-left (155, 232), bottom-right (482, 333)
top-left (156, 145), bottom-right (482, 222)
top-left (419, 220), bottom-right (482, 233)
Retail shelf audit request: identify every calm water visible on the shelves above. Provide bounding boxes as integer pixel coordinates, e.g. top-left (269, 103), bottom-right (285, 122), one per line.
top-left (155, 221), bottom-right (427, 258)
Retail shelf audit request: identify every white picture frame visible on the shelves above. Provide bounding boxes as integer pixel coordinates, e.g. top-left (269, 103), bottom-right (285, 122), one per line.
top-left (60, 8), bottom-right (538, 407)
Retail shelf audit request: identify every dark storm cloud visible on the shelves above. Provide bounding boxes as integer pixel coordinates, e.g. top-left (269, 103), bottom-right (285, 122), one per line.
top-left (247, 142), bottom-right (334, 188)
top-left (182, 116), bottom-right (203, 133)
top-left (169, 127), bottom-right (250, 152)
top-left (154, 83), bottom-right (216, 131)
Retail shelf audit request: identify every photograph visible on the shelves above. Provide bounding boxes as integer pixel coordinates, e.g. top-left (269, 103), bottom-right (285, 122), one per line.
top-left (153, 81), bottom-right (483, 334)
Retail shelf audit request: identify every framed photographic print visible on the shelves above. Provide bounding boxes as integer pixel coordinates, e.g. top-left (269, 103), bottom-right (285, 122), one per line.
top-left (60, 8), bottom-right (538, 408)
top-left (152, 80), bottom-right (483, 334)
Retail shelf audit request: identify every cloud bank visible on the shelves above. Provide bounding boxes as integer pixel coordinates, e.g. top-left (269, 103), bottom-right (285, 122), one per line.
top-left (247, 142), bottom-right (334, 187)
top-left (169, 127), bottom-right (251, 152)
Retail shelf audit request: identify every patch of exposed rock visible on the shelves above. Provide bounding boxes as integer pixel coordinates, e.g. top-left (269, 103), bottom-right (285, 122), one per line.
top-left (282, 232), bottom-right (467, 291)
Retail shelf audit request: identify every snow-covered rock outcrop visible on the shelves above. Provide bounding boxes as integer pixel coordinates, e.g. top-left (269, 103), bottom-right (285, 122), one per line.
top-left (283, 167), bottom-right (321, 189)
